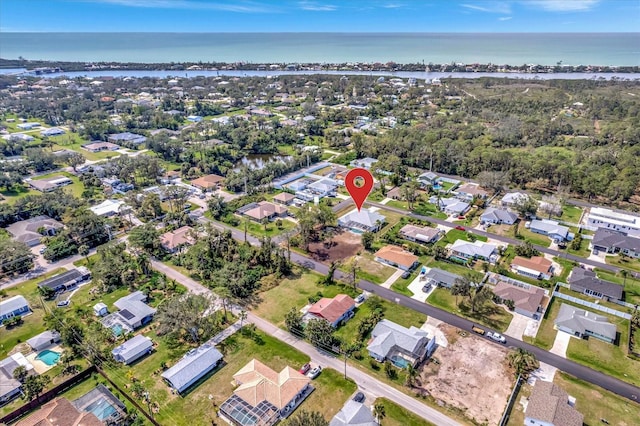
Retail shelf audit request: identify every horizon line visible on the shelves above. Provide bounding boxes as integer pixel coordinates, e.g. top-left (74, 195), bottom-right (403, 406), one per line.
top-left (3, 31), bottom-right (639, 34)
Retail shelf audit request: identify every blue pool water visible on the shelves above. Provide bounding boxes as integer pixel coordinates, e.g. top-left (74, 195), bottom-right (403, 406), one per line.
top-left (86, 397), bottom-right (117, 421)
top-left (391, 356), bottom-right (410, 368)
top-left (35, 350), bottom-right (61, 366)
top-left (432, 185), bottom-right (442, 191)
top-left (111, 324), bottom-right (124, 336)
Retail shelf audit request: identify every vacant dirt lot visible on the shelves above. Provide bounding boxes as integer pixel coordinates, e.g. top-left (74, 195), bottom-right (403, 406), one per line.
top-left (420, 324), bottom-right (513, 425)
top-left (307, 229), bottom-right (363, 263)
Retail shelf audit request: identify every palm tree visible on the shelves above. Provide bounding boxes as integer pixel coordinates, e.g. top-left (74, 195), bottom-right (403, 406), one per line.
top-left (405, 363), bottom-right (418, 388)
top-left (213, 285), bottom-right (233, 323)
top-left (507, 348), bottom-right (539, 379)
top-left (373, 402), bottom-right (386, 425)
top-left (620, 269), bottom-right (629, 289)
top-left (451, 275), bottom-right (471, 307)
top-left (239, 310), bottom-right (247, 328)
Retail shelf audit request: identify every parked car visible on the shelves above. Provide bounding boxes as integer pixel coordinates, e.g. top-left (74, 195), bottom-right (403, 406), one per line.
top-left (299, 363), bottom-right (311, 375)
top-left (39, 247), bottom-right (47, 254)
top-left (307, 366), bottom-right (322, 379)
top-left (471, 325), bottom-right (485, 335)
top-left (487, 332), bottom-right (506, 343)
top-left (56, 300), bottom-right (70, 308)
top-left (355, 293), bottom-right (366, 304)
top-left (353, 392), bottom-right (365, 403)
top-left (401, 271), bottom-right (411, 279)
top-left (455, 225), bottom-right (465, 231)
top-left (422, 283), bottom-right (432, 293)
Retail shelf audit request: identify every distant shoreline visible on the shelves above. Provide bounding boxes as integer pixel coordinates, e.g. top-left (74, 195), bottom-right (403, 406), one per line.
top-left (2, 59), bottom-right (639, 75)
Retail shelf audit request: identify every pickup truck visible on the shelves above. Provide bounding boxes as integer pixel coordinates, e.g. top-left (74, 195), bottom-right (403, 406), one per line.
top-left (487, 332), bottom-right (507, 343)
top-left (471, 325), bottom-right (485, 335)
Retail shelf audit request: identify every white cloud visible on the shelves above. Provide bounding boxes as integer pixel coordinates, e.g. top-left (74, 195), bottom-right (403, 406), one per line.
top-left (80, 0), bottom-right (271, 13)
top-left (461, 2), bottom-right (512, 14)
top-left (498, 16), bottom-right (513, 20)
top-left (383, 3), bottom-right (405, 8)
top-left (298, 1), bottom-right (337, 11)
top-left (525, 0), bottom-right (600, 11)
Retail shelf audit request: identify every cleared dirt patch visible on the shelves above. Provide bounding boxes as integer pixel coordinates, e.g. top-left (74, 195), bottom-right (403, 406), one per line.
top-left (307, 229), bottom-right (363, 262)
top-left (420, 324), bottom-right (513, 425)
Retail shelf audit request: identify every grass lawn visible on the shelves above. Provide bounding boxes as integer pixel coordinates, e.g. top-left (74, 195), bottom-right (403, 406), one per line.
top-left (559, 205), bottom-right (584, 224)
top-left (605, 255), bottom-right (640, 273)
top-left (554, 372), bottom-right (640, 425)
top-left (516, 223), bottom-right (551, 247)
top-left (385, 199), bottom-right (409, 210)
top-left (426, 259), bottom-right (481, 278)
top-left (565, 306), bottom-right (639, 386)
top-left (231, 215), bottom-right (297, 238)
top-left (523, 297), bottom-right (559, 350)
top-left (435, 229), bottom-right (487, 247)
top-left (374, 398), bottom-right (436, 426)
top-left (553, 257), bottom-right (577, 283)
top-left (347, 252), bottom-right (396, 285)
top-left (104, 329), bottom-right (354, 426)
top-left (0, 268), bottom-right (67, 359)
top-left (50, 132), bottom-right (122, 161)
top-left (427, 288), bottom-right (513, 332)
top-left (505, 382), bottom-right (532, 426)
top-left (0, 185), bottom-right (39, 202)
top-left (412, 202), bottom-right (448, 220)
top-left (564, 236), bottom-right (591, 258)
top-left (594, 268), bottom-right (640, 306)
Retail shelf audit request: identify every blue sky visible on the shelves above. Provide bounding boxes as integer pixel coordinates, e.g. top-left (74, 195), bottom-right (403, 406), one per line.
top-left (1, 0), bottom-right (638, 32)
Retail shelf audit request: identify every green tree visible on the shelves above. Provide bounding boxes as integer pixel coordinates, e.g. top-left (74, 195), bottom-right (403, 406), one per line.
top-left (0, 239), bottom-right (34, 275)
top-left (283, 410), bottom-right (328, 426)
top-left (511, 195), bottom-right (539, 218)
top-left (305, 318), bottom-right (339, 350)
top-left (468, 285), bottom-right (494, 314)
top-left (155, 293), bottom-right (222, 343)
top-left (514, 241), bottom-right (540, 258)
top-left (12, 365), bottom-right (28, 383)
top-left (451, 275), bottom-right (471, 307)
top-left (23, 374), bottom-right (50, 400)
top-left (361, 232), bottom-right (375, 251)
top-left (405, 363), bottom-right (418, 387)
top-left (285, 307), bottom-right (304, 335)
top-left (207, 194), bottom-right (227, 219)
top-left (128, 223), bottom-right (161, 254)
top-left (384, 360), bottom-right (396, 379)
top-left (373, 402), bottom-right (387, 425)
top-left (507, 348), bottom-right (540, 379)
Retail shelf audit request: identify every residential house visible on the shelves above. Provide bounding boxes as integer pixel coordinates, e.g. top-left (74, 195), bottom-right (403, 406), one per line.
top-left (40, 127), bottom-right (65, 137)
top-left (108, 132), bottom-right (147, 146)
top-left (93, 302), bottom-right (108, 317)
top-left (160, 226), bottom-right (195, 253)
top-left (349, 157), bottom-right (378, 170)
top-left (500, 192), bottom-right (532, 208)
top-left (1, 353), bottom-right (34, 405)
top-left (26, 330), bottom-right (61, 351)
top-left (6, 215), bottom-right (63, 247)
top-left (417, 171), bottom-right (439, 188)
top-left (89, 199), bottom-right (125, 217)
top-left (27, 175), bottom-right (72, 193)
top-left (38, 267), bottom-right (91, 294)
top-left (510, 256), bottom-right (553, 280)
top-left (187, 115), bottom-right (203, 122)
top-left (529, 220), bottom-right (571, 242)
top-left (158, 170), bottom-right (180, 184)
top-left (455, 183), bottom-right (488, 201)
top-left (367, 319), bottom-right (435, 367)
top-left (399, 224), bottom-right (442, 244)
top-left (338, 208), bottom-right (386, 233)
top-left (524, 381), bottom-right (583, 426)
top-left (555, 303), bottom-right (617, 343)
top-left (0, 295), bottom-right (30, 322)
top-left (449, 240), bottom-right (498, 262)
top-left (330, 400), bottom-right (378, 426)
top-left (71, 384), bottom-right (126, 424)
top-left (429, 197), bottom-right (470, 216)
top-left (81, 141), bottom-right (120, 152)
top-left (374, 245), bottom-right (419, 271)
top-left (306, 178), bottom-right (338, 197)
top-left (237, 201), bottom-right (288, 222)
top-left (220, 359), bottom-right (313, 426)
top-left (422, 268), bottom-right (461, 289)
top-left (586, 207), bottom-right (640, 237)
top-left (191, 174), bottom-right (225, 191)
top-left (492, 280), bottom-right (547, 319)
top-left (112, 334), bottom-right (153, 365)
top-left (307, 294), bottom-right (356, 327)
top-left (161, 344), bottom-right (224, 393)
top-left (590, 228), bottom-right (640, 259)
top-left (13, 398), bottom-right (103, 426)
top-left (480, 207), bottom-right (518, 225)
top-left (568, 268), bottom-right (623, 301)
top-left (273, 192), bottom-right (296, 206)
top-left (17, 122), bottom-right (40, 130)
top-left (112, 291), bottom-right (156, 330)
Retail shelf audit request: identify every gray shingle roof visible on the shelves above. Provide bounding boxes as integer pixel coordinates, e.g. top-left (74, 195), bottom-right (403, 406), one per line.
top-left (555, 303), bottom-right (617, 341)
top-left (0, 295), bottom-right (29, 315)
top-left (530, 220), bottom-right (569, 239)
top-left (481, 207), bottom-right (518, 223)
top-left (592, 228), bottom-right (640, 252)
top-left (568, 268), bottom-right (623, 300)
top-left (26, 330), bottom-right (60, 349)
top-left (367, 319), bottom-right (428, 359)
top-left (525, 381), bottom-right (583, 426)
top-left (161, 345), bottom-right (223, 392)
top-left (113, 291), bottom-right (156, 327)
top-left (330, 400), bottom-right (377, 426)
top-left (424, 268), bottom-right (461, 287)
top-left (112, 334), bottom-right (153, 362)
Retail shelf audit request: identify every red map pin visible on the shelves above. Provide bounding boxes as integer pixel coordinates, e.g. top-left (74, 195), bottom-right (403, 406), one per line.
top-left (345, 168), bottom-right (374, 212)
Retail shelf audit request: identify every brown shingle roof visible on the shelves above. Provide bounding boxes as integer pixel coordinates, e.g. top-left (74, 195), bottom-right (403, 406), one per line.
top-left (191, 174), bottom-right (225, 189)
top-left (511, 256), bottom-right (552, 275)
top-left (160, 226), bottom-right (195, 250)
top-left (493, 281), bottom-right (546, 314)
top-left (308, 294), bottom-right (356, 324)
top-left (273, 192), bottom-right (295, 203)
top-left (374, 245), bottom-right (419, 269)
top-left (525, 381), bottom-right (583, 426)
top-left (243, 201), bottom-right (288, 221)
top-left (15, 398), bottom-right (103, 426)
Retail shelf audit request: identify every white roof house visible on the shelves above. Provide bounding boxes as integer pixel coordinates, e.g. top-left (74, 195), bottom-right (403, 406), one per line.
top-left (0, 295), bottom-right (30, 321)
top-left (330, 400), bottom-right (377, 426)
top-left (366, 319), bottom-right (435, 367)
top-left (161, 345), bottom-right (223, 393)
top-left (501, 192), bottom-right (532, 206)
top-left (450, 240), bottom-right (498, 261)
top-left (112, 334), bottom-right (153, 365)
top-left (587, 207), bottom-right (640, 237)
top-left (89, 199), bottom-right (125, 217)
top-left (338, 208), bottom-right (386, 233)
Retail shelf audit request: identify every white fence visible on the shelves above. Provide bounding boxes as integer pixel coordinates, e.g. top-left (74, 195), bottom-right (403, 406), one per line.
top-left (552, 290), bottom-right (632, 320)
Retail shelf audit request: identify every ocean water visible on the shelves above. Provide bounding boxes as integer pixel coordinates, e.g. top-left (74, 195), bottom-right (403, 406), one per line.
top-left (1, 32), bottom-right (639, 66)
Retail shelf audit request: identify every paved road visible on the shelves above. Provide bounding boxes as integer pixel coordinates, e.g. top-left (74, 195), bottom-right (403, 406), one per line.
top-left (333, 197), bottom-right (620, 274)
top-left (151, 257), bottom-right (461, 426)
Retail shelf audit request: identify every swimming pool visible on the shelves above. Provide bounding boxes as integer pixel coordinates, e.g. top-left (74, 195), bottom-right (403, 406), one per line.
top-left (111, 324), bottom-right (124, 336)
top-left (35, 349), bottom-right (61, 366)
top-left (85, 397), bottom-right (118, 421)
top-left (390, 355), bottom-right (410, 368)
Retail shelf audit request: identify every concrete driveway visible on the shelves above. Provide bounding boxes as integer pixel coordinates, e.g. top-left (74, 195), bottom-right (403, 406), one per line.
top-left (380, 269), bottom-right (404, 289)
top-left (550, 330), bottom-right (572, 358)
top-left (504, 312), bottom-right (530, 339)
